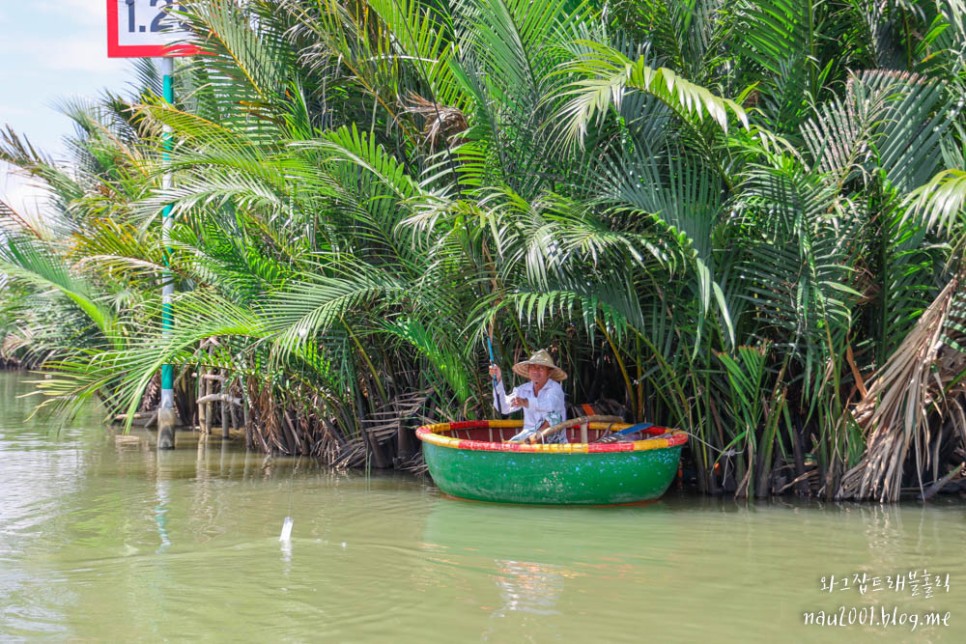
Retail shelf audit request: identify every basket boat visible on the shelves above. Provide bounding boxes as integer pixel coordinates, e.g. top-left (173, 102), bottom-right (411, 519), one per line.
top-left (415, 419), bottom-right (687, 505)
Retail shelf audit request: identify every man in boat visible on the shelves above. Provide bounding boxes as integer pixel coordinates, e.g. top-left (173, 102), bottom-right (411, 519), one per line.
top-left (488, 349), bottom-right (568, 443)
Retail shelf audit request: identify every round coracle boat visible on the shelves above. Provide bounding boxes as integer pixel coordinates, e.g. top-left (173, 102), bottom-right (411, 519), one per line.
top-left (416, 418), bottom-right (688, 505)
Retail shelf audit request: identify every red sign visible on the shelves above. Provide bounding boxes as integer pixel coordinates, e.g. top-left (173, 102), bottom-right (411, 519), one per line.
top-left (107, 1), bottom-right (203, 58)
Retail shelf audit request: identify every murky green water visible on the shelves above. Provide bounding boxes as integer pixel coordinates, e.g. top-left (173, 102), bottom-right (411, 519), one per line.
top-left (1, 372), bottom-right (964, 642)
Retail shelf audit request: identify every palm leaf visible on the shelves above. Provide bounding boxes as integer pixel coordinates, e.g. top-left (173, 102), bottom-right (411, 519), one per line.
top-left (554, 40), bottom-right (748, 149)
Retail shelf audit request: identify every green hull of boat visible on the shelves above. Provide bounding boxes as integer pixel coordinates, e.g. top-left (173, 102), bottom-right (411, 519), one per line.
top-left (422, 443), bottom-right (683, 505)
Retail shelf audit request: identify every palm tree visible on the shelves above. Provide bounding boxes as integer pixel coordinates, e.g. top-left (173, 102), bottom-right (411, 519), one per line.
top-left (3, 0), bottom-right (966, 500)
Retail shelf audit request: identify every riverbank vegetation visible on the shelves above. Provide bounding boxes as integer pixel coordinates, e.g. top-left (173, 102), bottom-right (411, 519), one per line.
top-left (3, 0), bottom-right (966, 500)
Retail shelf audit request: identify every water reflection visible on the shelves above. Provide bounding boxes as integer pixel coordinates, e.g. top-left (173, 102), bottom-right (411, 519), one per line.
top-left (155, 478), bottom-right (172, 553)
top-left (279, 533), bottom-right (293, 565)
top-left (420, 498), bottom-right (682, 640)
top-left (493, 559), bottom-right (565, 615)
top-left (482, 559), bottom-right (567, 642)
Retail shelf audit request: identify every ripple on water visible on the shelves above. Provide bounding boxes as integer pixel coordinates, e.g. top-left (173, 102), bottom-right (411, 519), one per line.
top-left (1, 374), bottom-right (965, 642)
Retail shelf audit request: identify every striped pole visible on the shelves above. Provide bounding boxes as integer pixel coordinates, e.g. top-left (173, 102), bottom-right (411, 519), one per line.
top-left (157, 55), bottom-right (176, 449)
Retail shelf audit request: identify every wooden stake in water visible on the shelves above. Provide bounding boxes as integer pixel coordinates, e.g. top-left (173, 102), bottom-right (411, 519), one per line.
top-left (279, 516), bottom-right (293, 541)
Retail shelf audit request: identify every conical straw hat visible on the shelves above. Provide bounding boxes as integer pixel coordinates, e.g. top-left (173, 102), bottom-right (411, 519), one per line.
top-left (511, 349), bottom-right (567, 382)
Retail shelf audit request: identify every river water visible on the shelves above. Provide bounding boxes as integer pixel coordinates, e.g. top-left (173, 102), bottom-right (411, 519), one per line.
top-left (1, 372), bottom-right (964, 642)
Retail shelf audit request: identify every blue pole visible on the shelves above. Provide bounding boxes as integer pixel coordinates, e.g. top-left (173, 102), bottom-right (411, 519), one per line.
top-left (486, 334), bottom-right (503, 414)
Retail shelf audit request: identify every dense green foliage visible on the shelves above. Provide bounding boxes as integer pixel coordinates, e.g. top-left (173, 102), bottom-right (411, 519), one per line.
top-left (3, 0), bottom-right (966, 499)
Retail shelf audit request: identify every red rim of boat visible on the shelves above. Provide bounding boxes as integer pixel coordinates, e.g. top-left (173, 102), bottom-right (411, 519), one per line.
top-left (416, 419), bottom-right (688, 453)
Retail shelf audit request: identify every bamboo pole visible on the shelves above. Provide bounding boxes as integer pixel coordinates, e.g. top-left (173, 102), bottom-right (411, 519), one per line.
top-left (523, 415), bottom-right (623, 444)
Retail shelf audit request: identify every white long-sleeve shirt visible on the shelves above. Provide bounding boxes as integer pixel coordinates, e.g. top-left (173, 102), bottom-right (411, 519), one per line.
top-left (492, 378), bottom-right (567, 442)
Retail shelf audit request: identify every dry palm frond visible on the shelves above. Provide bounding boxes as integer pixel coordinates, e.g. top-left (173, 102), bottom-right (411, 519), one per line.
top-left (331, 390), bottom-right (432, 469)
top-left (360, 390), bottom-right (427, 442)
top-left (401, 93), bottom-right (468, 150)
top-left (1, 198), bottom-right (47, 240)
top-left (1, 328), bottom-right (30, 364)
top-left (839, 272), bottom-right (966, 501)
top-left (357, 389), bottom-right (430, 465)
